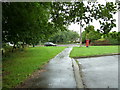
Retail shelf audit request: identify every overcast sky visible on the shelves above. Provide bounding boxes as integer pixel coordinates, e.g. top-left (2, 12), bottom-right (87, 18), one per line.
top-left (68, 0), bottom-right (119, 34)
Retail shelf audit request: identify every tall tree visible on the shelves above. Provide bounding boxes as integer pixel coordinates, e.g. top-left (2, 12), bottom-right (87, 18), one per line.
top-left (51, 2), bottom-right (117, 47)
top-left (82, 25), bottom-right (101, 42)
top-left (49, 30), bottom-right (79, 43)
top-left (2, 2), bottom-right (54, 48)
top-left (3, 2), bottom-right (117, 48)
top-left (90, 2), bottom-right (117, 34)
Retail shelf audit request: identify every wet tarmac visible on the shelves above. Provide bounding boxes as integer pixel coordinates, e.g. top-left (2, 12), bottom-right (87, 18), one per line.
top-left (20, 47), bottom-right (76, 88)
top-left (77, 55), bottom-right (119, 88)
top-left (36, 44), bottom-right (83, 47)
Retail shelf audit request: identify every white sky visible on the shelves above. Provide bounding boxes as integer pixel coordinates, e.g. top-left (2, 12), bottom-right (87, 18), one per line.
top-left (68, 0), bottom-right (119, 34)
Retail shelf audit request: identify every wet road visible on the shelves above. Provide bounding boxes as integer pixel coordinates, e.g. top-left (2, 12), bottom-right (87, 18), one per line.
top-left (20, 47), bottom-right (76, 88)
top-left (77, 55), bottom-right (119, 88)
top-left (57, 44), bottom-right (80, 47)
top-left (36, 44), bottom-right (82, 47)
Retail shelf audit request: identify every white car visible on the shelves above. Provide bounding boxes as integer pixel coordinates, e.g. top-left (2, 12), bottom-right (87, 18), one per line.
top-left (44, 42), bottom-right (57, 46)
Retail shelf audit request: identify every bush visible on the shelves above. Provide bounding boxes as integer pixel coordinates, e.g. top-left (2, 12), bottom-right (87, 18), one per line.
top-left (106, 38), bottom-right (119, 45)
top-left (103, 31), bottom-right (120, 45)
top-left (90, 39), bottom-right (110, 46)
top-left (2, 43), bottom-right (13, 57)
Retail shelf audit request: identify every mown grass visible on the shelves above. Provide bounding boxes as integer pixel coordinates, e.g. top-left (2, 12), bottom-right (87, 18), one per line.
top-left (70, 46), bottom-right (120, 58)
top-left (3, 46), bottom-right (66, 88)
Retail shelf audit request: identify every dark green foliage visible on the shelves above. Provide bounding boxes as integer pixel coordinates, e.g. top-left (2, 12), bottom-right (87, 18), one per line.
top-left (1, 43), bottom-right (13, 57)
top-left (2, 2), bottom-right (118, 47)
top-left (49, 30), bottom-right (79, 43)
top-left (51, 2), bottom-right (117, 46)
top-left (2, 2), bottom-right (54, 47)
top-left (91, 31), bottom-right (120, 45)
top-left (91, 40), bottom-right (110, 46)
top-left (51, 2), bottom-right (117, 33)
top-left (51, 2), bottom-right (93, 28)
top-left (90, 2), bottom-right (117, 34)
top-left (82, 25), bottom-right (101, 43)
top-left (104, 31), bottom-right (120, 45)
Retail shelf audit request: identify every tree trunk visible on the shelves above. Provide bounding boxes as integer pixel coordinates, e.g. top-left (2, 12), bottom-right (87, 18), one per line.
top-left (22, 42), bottom-right (24, 48)
top-left (33, 44), bottom-right (35, 47)
top-left (79, 23), bottom-right (82, 47)
top-left (12, 44), bottom-right (16, 52)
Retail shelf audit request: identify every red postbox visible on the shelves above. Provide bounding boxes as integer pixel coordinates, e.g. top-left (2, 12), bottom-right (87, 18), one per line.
top-left (86, 39), bottom-right (89, 47)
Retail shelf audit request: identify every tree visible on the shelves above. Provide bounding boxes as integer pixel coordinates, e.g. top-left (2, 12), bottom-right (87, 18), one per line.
top-left (3, 2), bottom-right (118, 49)
top-left (118, 1), bottom-right (120, 10)
top-left (2, 2), bottom-right (56, 49)
top-left (103, 31), bottom-right (120, 45)
top-left (82, 25), bottom-right (101, 43)
top-left (90, 2), bottom-right (117, 34)
top-left (50, 2), bottom-right (117, 47)
top-left (84, 25), bottom-right (95, 39)
top-left (49, 30), bottom-right (79, 43)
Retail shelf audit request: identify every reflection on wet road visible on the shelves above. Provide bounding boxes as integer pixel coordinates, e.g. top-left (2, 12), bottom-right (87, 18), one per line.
top-left (77, 55), bottom-right (118, 88)
top-left (20, 47), bottom-right (76, 88)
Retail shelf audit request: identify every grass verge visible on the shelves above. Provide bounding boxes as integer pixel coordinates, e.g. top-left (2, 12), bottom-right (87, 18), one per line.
top-left (3, 46), bottom-right (66, 88)
top-left (70, 46), bottom-right (120, 58)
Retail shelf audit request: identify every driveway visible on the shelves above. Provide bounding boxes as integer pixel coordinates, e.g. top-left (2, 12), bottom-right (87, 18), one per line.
top-left (77, 55), bottom-right (119, 88)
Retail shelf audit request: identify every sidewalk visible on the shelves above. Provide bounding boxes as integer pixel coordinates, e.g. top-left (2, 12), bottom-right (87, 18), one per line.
top-left (18, 47), bottom-right (80, 88)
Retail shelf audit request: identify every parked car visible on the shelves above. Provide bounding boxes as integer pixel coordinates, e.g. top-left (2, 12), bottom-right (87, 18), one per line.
top-left (44, 42), bottom-right (57, 46)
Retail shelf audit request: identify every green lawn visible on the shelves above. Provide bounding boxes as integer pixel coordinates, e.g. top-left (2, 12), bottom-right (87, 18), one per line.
top-left (3, 46), bottom-right (66, 88)
top-left (70, 46), bottom-right (120, 58)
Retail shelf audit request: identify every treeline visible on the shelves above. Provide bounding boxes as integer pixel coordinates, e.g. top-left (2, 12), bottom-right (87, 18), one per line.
top-left (82, 25), bottom-right (120, 45)
top-left (82, 25), bottom-right (101, 43)
top-left (103, 31), bottom-right (120, 45)
top-left (2, 2), bottom-right (119, 49)
top-left (49, 30), bottom-right (79, 43)
top-left (2, 2), bottom-right (63, 49)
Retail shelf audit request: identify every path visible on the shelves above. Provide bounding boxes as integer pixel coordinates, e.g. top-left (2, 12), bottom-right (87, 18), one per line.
top-left (77, 55), bottom-right (119, 88)
top-left (19, 47), bottom-right (76, 88)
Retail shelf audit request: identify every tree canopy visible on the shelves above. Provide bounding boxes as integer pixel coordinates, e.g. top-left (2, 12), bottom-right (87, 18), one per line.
top-left (51, 2), bottom-right (117, 32)
top-left (49, 30), bottom-right (79, 43)
top-left (2, 2), bottom-right (65, 47)
top-left (51, 2), bottom-right (117, 46)
top-left (82, 25), bottom-right (101, 42)
top-left (2, 2), bottom-right (118, 47)
top-left (3, 3), bottom-right (51, 46)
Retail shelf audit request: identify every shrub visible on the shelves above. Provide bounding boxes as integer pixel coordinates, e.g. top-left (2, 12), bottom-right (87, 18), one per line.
top-left (90, 39), bottom-right (110, 46)
top-left (106, 38), bottom-right (119, 45)
top-left (2, 43), bottom-right (13, 57)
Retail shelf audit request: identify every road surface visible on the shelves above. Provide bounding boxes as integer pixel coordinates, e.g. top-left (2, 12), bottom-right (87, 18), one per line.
top-left (77, 55), bottom-right (119, 88)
